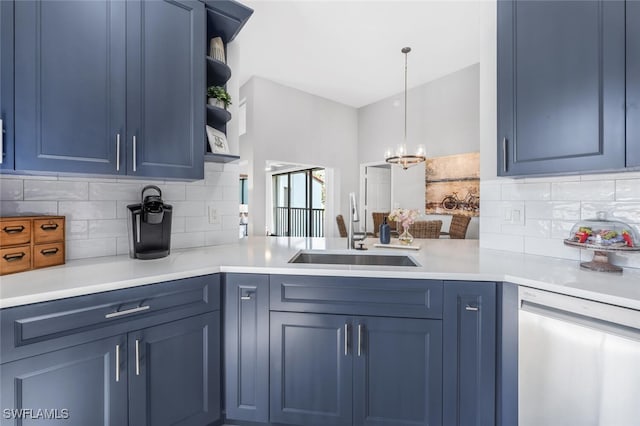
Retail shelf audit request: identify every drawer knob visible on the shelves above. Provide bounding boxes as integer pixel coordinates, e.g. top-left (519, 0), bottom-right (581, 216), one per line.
top-left (40, 223), bottom-right (59, 231)
top-left (3, 225), bottom-right (25, 234)
top-left (3, 252), bottom-right (26, 262)
top-left (40, 247), bottom-right (59, 256)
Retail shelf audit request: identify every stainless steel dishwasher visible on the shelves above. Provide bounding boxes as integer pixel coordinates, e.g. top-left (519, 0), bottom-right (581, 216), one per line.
top-left (519, 286), bottom-right (640, 426)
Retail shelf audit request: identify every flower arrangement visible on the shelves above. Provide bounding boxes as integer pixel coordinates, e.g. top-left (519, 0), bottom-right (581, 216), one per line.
top-left (388, 208), bottom-right (419, 229)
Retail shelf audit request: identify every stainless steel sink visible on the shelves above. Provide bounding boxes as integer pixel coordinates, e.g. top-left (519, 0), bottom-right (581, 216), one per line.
top-left (288, 251), bottom-right (419, 267)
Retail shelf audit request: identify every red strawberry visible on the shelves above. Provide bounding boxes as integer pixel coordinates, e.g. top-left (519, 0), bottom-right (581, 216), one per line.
top-left (622, 231), bottom-right (634, 247)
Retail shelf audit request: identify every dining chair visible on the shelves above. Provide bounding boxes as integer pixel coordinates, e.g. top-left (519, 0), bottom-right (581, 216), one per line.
top-left (448, 215), bottom-right (471, 239)
top-left (410, 220), bottom-right (442, 239)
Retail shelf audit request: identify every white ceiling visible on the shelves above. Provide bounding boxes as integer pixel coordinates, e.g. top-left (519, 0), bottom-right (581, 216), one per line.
top-left (235, 0), bottom-right (482, 108)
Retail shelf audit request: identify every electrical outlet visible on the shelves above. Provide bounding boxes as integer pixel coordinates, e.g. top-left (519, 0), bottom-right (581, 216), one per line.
top-left (208, 206), bottom-right (220, 224)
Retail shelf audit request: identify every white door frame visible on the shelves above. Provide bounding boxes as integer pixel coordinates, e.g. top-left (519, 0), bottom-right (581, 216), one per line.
top-left (359, 161), bottom-right (393, 235)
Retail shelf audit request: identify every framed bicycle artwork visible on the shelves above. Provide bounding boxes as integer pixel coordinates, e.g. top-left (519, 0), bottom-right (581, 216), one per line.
top-left (425, 152), bottom-right (480, 216)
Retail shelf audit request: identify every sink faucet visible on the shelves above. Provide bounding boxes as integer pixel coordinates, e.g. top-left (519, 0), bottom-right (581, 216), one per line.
top-left (347, 192), bottom-right (366, 249)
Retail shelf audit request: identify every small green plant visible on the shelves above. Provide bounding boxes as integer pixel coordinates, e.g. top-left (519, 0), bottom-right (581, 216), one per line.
top-left (207, 86), bottom-right (232, 108)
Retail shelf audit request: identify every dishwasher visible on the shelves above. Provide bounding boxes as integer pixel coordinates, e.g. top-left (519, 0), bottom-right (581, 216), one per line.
top-left (518, 286), bottom-right (640, 426)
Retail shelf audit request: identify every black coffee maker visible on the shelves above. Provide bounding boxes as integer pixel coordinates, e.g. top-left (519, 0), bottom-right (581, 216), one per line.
top-left (127, 185), bottom-right (172, 259)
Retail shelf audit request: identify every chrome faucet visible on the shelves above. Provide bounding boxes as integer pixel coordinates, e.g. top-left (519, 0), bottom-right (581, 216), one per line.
top-left (347, 192), bottom-right (366, 249)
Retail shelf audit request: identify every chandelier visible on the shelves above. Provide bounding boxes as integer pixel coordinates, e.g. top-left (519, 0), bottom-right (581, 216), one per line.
top-left (384, 47), bottom-right (426, 170)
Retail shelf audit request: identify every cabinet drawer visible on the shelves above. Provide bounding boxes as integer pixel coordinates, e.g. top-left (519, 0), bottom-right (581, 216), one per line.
top-left (0, 219), bottom-right (31, 247)
top-left (0, 244), bottom-right (31, 275)
top-left (0, 274), bottom-right (220, 364)
top-left (33, 242), bottom-right (65, 269)
top-left (33, 217), bottom-right (64, 243)
top-left (270, 275), bottom-right (443, 319)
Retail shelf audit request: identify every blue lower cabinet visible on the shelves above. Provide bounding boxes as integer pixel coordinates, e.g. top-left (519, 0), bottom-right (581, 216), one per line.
top-left (0, 335), bottom-right (128, 426)
top-left (128, 312), bottom-right (220, 426)
top-left (224, 274), bottom-right (270, 423)
top-left (353, 317), bottom-right (442, 426)
top-left (443, 282), bottom-right (497, 426)
top-left (270, 312), bottom-right (353, 426)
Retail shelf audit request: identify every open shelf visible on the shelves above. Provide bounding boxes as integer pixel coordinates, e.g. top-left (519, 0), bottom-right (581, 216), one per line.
top-left (204, 153), bottom-right (240, 163)
top-left (205, 1), bottom-right (253, 43)
top-left (207, 56), bottom-right (232, 86)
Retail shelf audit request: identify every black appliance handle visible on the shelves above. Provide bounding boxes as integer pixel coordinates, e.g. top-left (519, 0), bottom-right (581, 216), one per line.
top-left (140, 185), bottom-right (162, 205)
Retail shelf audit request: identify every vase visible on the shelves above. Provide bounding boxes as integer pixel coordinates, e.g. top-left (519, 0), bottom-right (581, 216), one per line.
top-left (398, 224), bottom-right (413, 245)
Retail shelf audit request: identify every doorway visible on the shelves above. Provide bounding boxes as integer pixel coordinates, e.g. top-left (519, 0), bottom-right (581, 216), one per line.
top-left (272, 168), bottom-right (325, 237)
top-left (360, 163), bottom-right (392, 234)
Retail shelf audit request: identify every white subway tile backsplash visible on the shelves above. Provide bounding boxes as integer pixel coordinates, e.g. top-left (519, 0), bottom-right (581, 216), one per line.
top-left (580, 171), bottom-right (640, 181)
top-left (551, 180), bottom-right (615, 201)
top-left (222, 214), bottom-right (240, 230)
top-left (0, 201), bottom-right (58, 216)
top-left (89, 219), bottom-right (128, 238)
top-left (479, 200), bottom-right (504, 218)
top-left (185, 186), bottom-right (223, 201)
top-left (116, 237), bottom-right (130, 256)
top-left (501, 219), bottom-right (551, 238)
top-left (550, 220), bottom-right (575, 239)
top-left (479, 216), bottom-right (502, 234)
top-left (185, 216), bottom-right (222, 232)
top-left (502, 182), bottom-right (551, 200)
top-left (24, 180), bottom-right (88, 201)
top-left (205, 230), bottom-right (238, 246)
top-left (90, 182), bottom-right (142, 201)
top-left (479, 232), bottom-right (524, 252)
top-left (0, 179), bottom-right (23, 200)
top-left (66, 238), bottom-right (117, 260)
top-left (59, 201), bottom-right (116, 220)
top-left (171, 232), bottom-right (205, 249)
top-left (524, 237), bottom-right (581, 261)
top-left (581, 202), bottom-right (640, 224)
top-left (171, 201), bottom-right (206, 217)
top-left (615, 179), bottom-right (640, 201)
top-left (223, 186), bottom-right (238, 201)
top-left (66, 220), bottom-right (89, 240)
top-left (525, 201), bottom-right (581, 220)
top-left (479, 181), bottom-right (501, 201)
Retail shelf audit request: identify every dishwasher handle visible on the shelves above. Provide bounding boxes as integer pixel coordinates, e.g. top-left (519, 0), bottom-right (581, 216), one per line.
top-left (520, 287), bottom-right (640, 340)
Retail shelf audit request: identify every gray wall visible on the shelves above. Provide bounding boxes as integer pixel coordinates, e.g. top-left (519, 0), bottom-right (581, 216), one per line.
top-left (240, 77), bottom-right (359, 236)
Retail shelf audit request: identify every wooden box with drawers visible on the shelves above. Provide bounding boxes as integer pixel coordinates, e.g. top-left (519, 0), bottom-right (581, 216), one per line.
top-left (0, 216), bottom-right (65, 275)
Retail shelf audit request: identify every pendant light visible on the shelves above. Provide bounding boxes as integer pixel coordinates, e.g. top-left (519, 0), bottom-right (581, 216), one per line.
top-left (384, 47), bottom-right (426, 170)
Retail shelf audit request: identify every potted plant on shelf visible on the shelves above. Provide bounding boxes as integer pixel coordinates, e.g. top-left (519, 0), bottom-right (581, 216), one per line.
top-left (207, 86), bottom-right (232, 109)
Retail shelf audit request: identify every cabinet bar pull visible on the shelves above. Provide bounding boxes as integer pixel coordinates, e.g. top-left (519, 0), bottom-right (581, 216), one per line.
top-left (40, 248), bottom-right (59, 256)
top-left (40, 223), bottom-right (59, 231)
top-left (3, 225), bottom-right (25, 234)
top-left (358, 324), bottom-right (363, 357)
top-left (132, 136), bottom-right (137, 172)
top-left (502, 138), bottom-right (508, 173)
top-left (3, 252), bottom-right (25, 262)
top-left (0, 118), bottom-right (4, 164)
top-left (465, 305), bottom-right (479, 312)
top-left (240, 295), bottom-right (252, 300)
top-left (105, 305), bottom-right (150, 319)
top-left (116, 133), bottom-right (121, 171)
top-left (135, 339), bottom-right (141, 376)
top-left (115, 344), bottom-right (120, 382)
top-left (344, 323), bottom-right (349, 356)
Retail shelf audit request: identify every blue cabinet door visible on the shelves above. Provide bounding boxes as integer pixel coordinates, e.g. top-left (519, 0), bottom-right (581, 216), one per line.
top-left (0, 0), bottom-right (13, 170)
top-left (128, 312), bottom-right (220, 426)
top-left (270, 312), bottom-right (353, 426)
top-left (497, 0), bottom-right (625, 176)
top-left (13, 0), bottom-right (126, 175)
top-left (353, 317), bottom-right (443, 426)
top-left (628, 0), bottom-right (640, 167)
top-left (0, 335), bottom-right (128, 426)
top-left (224, 274), bottom-right (270, 422)
top-left (126, 0), bottom-right (205, 180)
top-left (443, 281), bottom-right (496, 426)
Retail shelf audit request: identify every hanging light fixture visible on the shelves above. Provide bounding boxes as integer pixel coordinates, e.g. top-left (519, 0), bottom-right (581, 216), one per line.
top-left (385, 47), bottom-right (426, 170)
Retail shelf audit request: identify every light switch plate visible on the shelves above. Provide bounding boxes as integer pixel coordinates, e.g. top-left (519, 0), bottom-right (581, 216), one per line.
top-left (502, 201), bottom-right (525, 225)
top-left (208, 205), bottom-right (220, 224)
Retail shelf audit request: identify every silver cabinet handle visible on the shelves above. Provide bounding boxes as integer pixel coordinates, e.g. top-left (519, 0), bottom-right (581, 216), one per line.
top-left (344, 323), bottom-right (349, 356)
top-left (116, 133), bottom-right (121, 171)
top-left (357, 324), bottom-right (363, 357)
top-left (0, 118), bottom-right (4, 165)
top-left (132, 135), bottom-right (137, 172)
top-left (502, 137), bottom-right (508, 173)
top-left (115, 344), bottom-right (120, 382)
top-left (465, 305), bottom-right (479, 312)
top-left (105, 305), bottom-right (150, 319)
top-left (135, 339), bottom-right (141, 376)
top-left (240, 295), bottom-right (252, 300)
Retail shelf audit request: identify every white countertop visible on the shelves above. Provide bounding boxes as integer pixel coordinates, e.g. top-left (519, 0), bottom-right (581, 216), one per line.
top-left (1, 237), bottom-right (639, 309)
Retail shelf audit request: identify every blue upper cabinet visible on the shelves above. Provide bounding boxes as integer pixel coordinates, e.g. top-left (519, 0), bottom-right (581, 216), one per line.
top-left (14, 0), bottom-right (127, 175)
top-left (11, 0), bottom-right (205, 180)
top-left (497, 0), bottom-right (626, 176)
top-left (628, 1), bottom-right (640, 168)
top-left (126, 0), bottom-right (205, 180)
top-left (0, 1), bottom-right (14, 170)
